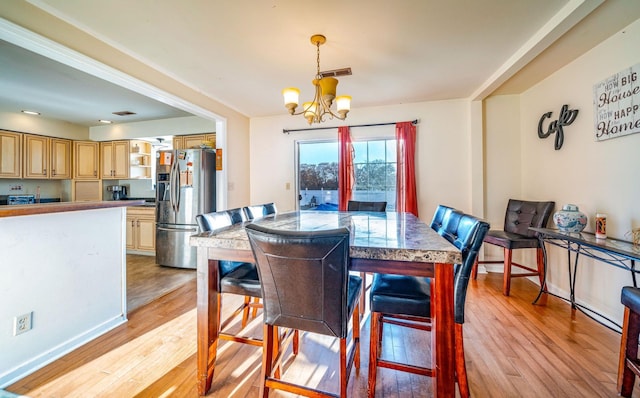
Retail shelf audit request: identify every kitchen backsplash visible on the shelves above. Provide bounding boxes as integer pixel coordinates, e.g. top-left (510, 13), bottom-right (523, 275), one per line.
top-left (0, 179), bottom-right (69, 200)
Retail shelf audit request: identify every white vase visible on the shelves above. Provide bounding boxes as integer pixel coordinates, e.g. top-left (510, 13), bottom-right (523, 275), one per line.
top-left (553, 204), bottom-right (587, 232)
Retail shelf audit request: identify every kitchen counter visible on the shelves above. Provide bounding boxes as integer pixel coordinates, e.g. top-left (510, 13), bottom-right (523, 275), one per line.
top-left (0, 200), bottom-right (144, 218)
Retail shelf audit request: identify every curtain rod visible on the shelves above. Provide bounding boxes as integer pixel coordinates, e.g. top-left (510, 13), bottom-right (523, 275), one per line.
top-left (282, 119), bottom-right (419, 134)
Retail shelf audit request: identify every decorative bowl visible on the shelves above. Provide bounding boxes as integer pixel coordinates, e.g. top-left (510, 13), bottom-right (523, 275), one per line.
top-left (553, 204), bottom-right (587, 232)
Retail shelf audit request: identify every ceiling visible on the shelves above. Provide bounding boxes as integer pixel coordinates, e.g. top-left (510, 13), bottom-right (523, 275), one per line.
top-left (2, 0), bottom-right (640, 127)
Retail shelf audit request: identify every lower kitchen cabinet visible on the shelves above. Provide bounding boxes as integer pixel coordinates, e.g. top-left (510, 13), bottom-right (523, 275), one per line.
top-left (126, 207), bottom-right (155, 255)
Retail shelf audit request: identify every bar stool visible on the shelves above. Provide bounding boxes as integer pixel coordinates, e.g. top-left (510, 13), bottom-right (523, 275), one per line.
top-left (618, 286), bottom-right (640, 397)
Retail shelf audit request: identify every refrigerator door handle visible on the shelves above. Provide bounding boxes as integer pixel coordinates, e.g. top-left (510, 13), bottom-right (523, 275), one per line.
top-left (157, 226), bottom-right (198, 233)
top-left (174, 161), bottom-right (181, 213)
top-left (169, 157), bottom-right (180, 213)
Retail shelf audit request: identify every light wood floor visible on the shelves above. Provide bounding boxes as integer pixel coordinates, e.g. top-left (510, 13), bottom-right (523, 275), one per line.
top-left (126, 254), bottom-right (195, 312)
top-left (8, 272), bottom-right (640, 397)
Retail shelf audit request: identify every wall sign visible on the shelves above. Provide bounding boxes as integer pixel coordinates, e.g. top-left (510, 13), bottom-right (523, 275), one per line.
top-left (593, 63), bottom-right (640, 141)
top-left (538, 104), bottom-right (579, 150)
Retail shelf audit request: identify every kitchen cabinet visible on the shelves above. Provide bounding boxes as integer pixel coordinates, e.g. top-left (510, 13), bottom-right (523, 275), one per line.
top-left (101, 140), bottom-right (129, 179)
top-left (129, 140), bottom-right (152, 179)
top-left (126, 207), bottom-right (156, 255)
top-left (73, 140), bottom-right (99, 179)
top-left (23, 134), bottom-right (71, 179)
top-left (0, 130), bottom-right (22, 178)
top-left (173, 133), bottom-right (215, 150)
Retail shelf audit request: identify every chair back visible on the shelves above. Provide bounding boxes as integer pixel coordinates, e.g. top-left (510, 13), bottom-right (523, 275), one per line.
top-left (504, 199), bottom-right (555, 237)
top-left (226, 207), bottom-right (249, 224)
top-left (244, 202), bottom-right (278, 220)
top-left (440, 213), bottom-right (490, 324)
top-left (245, 223), bottom-right (352, 338)
top-left (347, 200), bottom-right (387, 212)
top-left (430, 205), bottom-right (455, 233)
top-left (196, 211), bottom-right (232, 232)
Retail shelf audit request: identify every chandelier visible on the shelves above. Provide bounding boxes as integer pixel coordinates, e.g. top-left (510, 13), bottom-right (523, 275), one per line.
top-left (282, 34), bottom-right (351, 124)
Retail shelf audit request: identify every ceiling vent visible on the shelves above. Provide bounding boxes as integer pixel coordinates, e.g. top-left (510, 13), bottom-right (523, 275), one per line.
top-left (112, 110), bottom-right (137, 116)
top-left (319, 67), bottom-right (352, 78)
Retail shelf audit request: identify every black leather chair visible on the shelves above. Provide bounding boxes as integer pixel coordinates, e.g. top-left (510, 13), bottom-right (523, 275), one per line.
top-left (430, 204), bottom-right (455, 233)
top-left (618, 286), bottom-right (640, 397)
top-left (473, 199), bottom-right (554, 296)
top-left (245, 223), bottom-right (362, 398)
top-left (226, 207), bottom-right (249, 224)
top-left (367, 212), bottom-right (490, 398)
top-left (347, 200), bottom-right (387, 314)
top-left (195, 210), bottom-right (263, 347)
top-left (347, 200), bottom-right (387, 212)
top-left (243, 202), bottom-right (277, 220)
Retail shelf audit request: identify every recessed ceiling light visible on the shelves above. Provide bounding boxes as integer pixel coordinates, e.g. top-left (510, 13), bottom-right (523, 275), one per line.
top-left (21, 110), bottom-right (40, 115)
top-left (112, 111), bottom-right (136, 116)
top-left (99, 119), bottom-right (113, 124)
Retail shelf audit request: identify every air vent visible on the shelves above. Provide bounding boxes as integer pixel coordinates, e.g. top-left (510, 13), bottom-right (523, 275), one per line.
top-left (319, 67), bottom-right (352, 78)
top-left (112, 111), bottom-right (137, 116)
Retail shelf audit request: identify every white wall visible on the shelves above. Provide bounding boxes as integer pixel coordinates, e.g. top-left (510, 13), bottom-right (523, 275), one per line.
top-left (486, 18), bottom-right (640, 326)
top-left (250, 100), bottom-right (473, 220)
top-left (89, 116), bottom-right (215, 141)
top-left (0, 207), bottom-right (127, 387)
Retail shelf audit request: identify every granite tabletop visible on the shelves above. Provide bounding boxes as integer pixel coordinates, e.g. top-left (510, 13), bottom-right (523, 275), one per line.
top-left (190, 210), bottom-right (462, 264)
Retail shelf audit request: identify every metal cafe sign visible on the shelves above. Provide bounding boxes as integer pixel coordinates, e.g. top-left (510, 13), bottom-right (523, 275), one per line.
top-left (593, 63), bottom-right (640, 141)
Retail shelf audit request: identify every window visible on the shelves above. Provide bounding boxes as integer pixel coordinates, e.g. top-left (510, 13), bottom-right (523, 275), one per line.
top-left (297, 139), bottom-right (396, 211)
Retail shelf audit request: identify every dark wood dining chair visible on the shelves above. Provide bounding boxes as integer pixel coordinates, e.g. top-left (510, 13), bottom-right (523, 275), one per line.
top-left (195, 210), bottom-right (263, 348)
top-left (472, 199), bottom-right (554, 296)
top-left (347, 200), bottom-right (387, 212)
top-left (618, 286), bottom-right (640, 397)
top-left (367, 212), bottom-right (489, 398)
top-left (245, 223), bottom-right (362, 398)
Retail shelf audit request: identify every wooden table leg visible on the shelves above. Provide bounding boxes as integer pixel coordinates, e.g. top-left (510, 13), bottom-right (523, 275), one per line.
top-left (431, 262), bottom-right (456, 397)
top-left (197, 248), bottom-right (220, 395)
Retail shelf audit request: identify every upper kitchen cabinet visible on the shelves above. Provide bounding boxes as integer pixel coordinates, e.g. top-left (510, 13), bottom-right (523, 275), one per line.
top-left (129, 140), bottom-right (152, 179)
top-left (23, 134), bottom-right (71, 179)
top-left (73, 140), bottom-right (99, 179)
top-left (101, 140), bottom-right (129, 179)
top-left (0, 130), bottom-right (22, 178)
top-left (173, 133), bottom-right (215, 150)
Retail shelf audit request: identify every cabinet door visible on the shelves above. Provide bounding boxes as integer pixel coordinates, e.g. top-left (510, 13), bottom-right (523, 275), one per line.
top-left (50, 138), bottom-right (71, 179)
top-left (136, 217), bottom-right (156, 252)
top-left (23, 134), bottom-right (49, 179)
top-left (74, 141), bottom-right (99, 179)
top-left (101, 142), bottom-right (114, 179)
top-left (112, 141), bottom-right (129, 179)
top-left (0, 130), bottom-right (22, 178)
top-left (181, 135), bottom-right (206, 149)
top-left (126, 216), bottom-right (136, 249)
top-left (172, 136), bottom-right (184, 150)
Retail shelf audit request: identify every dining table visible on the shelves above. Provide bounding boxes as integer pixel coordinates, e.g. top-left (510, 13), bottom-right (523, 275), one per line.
top-left (189, 210), bottom-right (462, 397)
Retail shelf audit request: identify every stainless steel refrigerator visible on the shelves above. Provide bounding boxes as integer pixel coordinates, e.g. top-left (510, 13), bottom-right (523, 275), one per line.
top-left (156, 149), bottom-right (216, 269)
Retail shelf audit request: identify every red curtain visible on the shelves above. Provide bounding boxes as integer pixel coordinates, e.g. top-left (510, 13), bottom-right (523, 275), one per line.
top-left (338, 126), bottom-right (354, 211)
top-left (396, 121), bottom-right (418, 216)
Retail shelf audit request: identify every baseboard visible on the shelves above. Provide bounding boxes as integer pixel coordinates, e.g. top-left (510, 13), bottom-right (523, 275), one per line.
top-left (0, 315), bottom-right (127, 389)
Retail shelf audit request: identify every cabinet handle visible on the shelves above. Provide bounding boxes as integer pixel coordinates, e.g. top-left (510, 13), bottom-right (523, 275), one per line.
top-left (94, 170), bottom-right (97, 177)
top-left (136, 220), bottom-right (140, 227)
top-left (43, 169), bottom-right (47, 175)
top-left (52, 169), bottom-right (56, 176)
top-left (131, 220), bottom-right (135, 227)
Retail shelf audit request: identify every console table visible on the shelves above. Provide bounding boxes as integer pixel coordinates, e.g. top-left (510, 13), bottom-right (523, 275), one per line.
top-left (531, 227), bottom-right (640, 328)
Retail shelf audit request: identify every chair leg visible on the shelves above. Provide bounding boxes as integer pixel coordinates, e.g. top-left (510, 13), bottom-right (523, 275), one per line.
top-left (241, 296), bottom-right (251, 328)
top-left (354, 302), bottom-right (361, 372)
top-left (252, 297), bottom-right (260, 319)
top-left (455, 323), bottom-right (470, 398)
top-left (340, 336), bottom-right (348, 397)
top-left (368, 311), bottom-right (381, 398)
top-left (619, 307), bottom-right (640, 397)
top-left (503, 248), bottom-right (513, 296)
top-left (360, 272), bottom-right (367, 315)
top-left (471, 258), bottom-right (479, 280)
top-left (260, 324), bottom-right (275, 398)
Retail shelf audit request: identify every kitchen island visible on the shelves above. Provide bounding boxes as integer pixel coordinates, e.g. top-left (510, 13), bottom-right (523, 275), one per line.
top-left (0, 200), bottom-right (143, 388)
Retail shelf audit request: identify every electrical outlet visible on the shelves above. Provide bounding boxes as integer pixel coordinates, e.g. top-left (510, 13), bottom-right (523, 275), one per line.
top-left (13, 312), bottom-right (33, 336)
